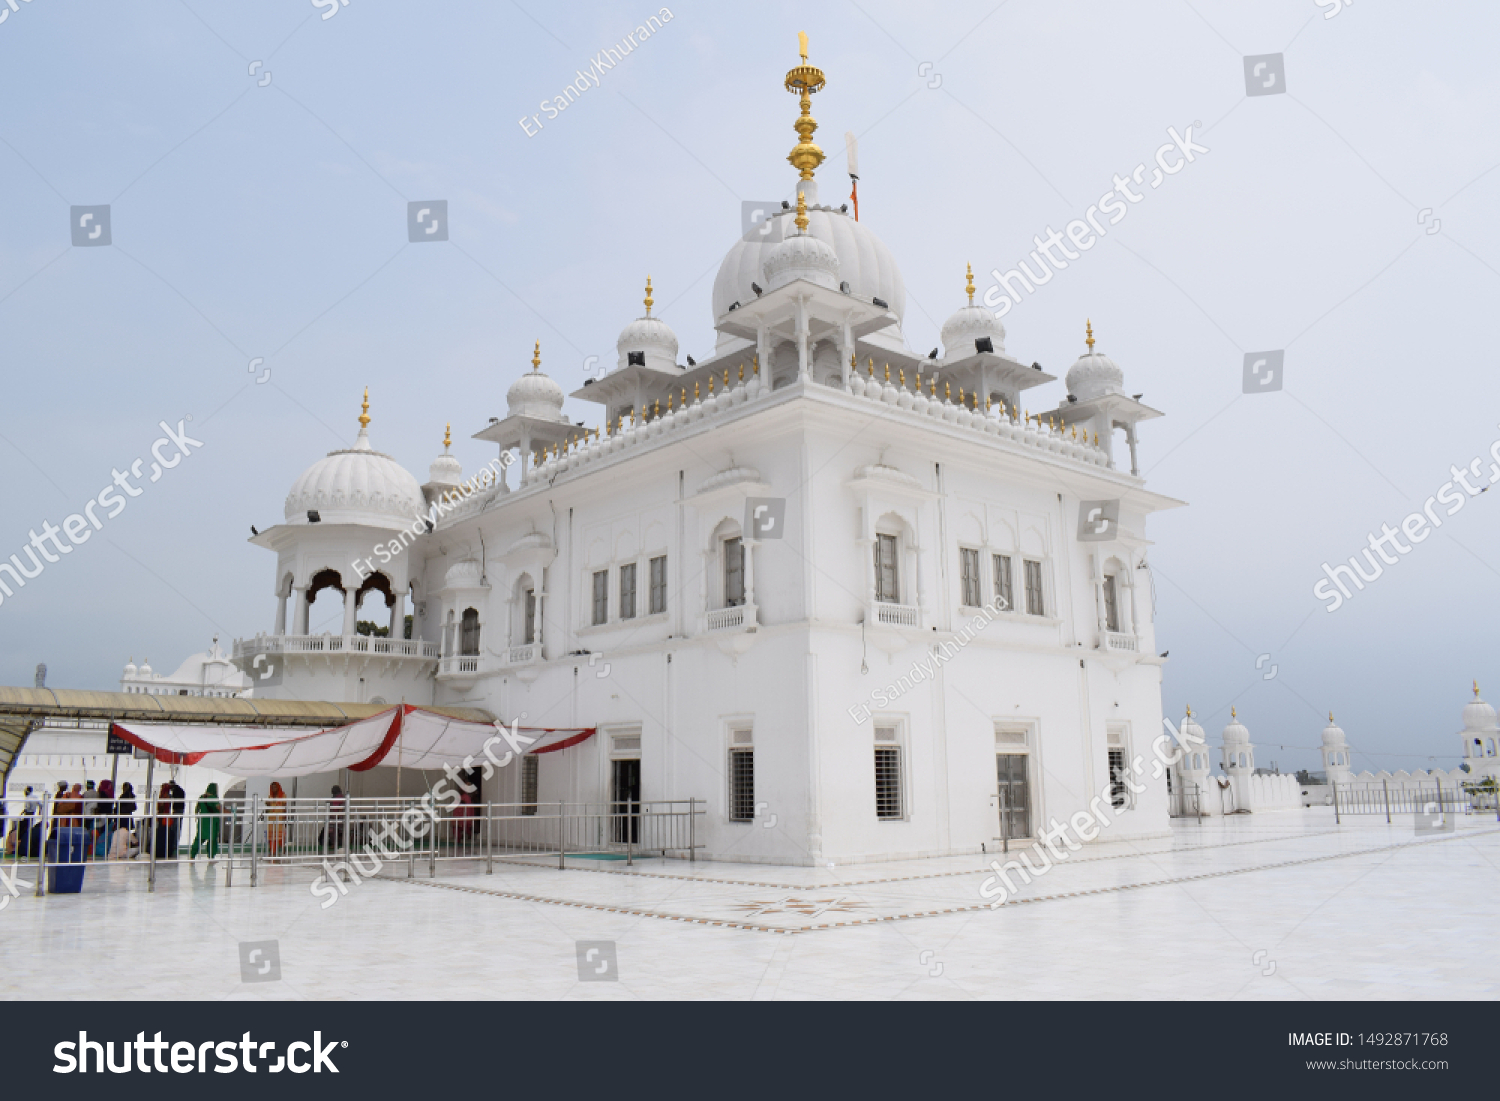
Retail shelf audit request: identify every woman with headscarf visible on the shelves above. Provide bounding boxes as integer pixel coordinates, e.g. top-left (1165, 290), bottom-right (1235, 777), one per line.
top-left (153, 781), bottom-right (177, 859)
top-left (93, 780), bottom-right (115, 858)
top-left (112, 782), bottom-right (137, 859)
top-left (190, 783), bottom-right (221, 860)
top-left (52, 784), bottom-right (85, 864)
top-left (267, 781), bottom-right (286, 858)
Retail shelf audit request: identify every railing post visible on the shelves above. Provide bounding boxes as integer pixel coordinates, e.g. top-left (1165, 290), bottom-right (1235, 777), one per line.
top-left (1383, 778), bottom-right (1391, 824)
top-left (486, 804), bottom-right (494, 874)
top-left (225, 803), bottom-right (236, 887)
top-left (35, 794), bottom-right (50, 897)
top-left (429, 803), bottom-right (438, 878)
top-left (249, 794), bottom-right (259, 887)
top-left (1332, 781), bottom-right (1340, 825)
top-left (342, 794), bottom-right (351, 867)
top-left (626, 799), bottom-right (634, 867)
top-left (689, 797), bottom-right (696, 862)
top-left (144, 755), bottom-right (157, 892)
top-left (558, 801), bottom-right (566, 870)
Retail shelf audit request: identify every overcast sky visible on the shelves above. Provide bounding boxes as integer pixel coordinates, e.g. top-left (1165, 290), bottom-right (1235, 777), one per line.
top-left (2, 0), bottom-right (1496, 776)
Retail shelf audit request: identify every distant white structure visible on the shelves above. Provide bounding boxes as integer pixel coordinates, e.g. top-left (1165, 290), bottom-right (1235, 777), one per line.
top-left (119, 637), bottom-right (251, 698)
top-left (1457, 682), bottom-right (1499, 782)
top-left (1321, 712), bottom-right (1353, 787)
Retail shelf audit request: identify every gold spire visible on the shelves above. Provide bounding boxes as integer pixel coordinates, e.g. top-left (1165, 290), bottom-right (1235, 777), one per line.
top-left (965, 262), bottom-right (975, 305)
top-left (1085, 319), bottom-right (1095, 352)
top-left (644, 276), bottom-right (654, 316)
top-left (945, 381), bottom-right (951, 402)
top-left (739, 362), bottom-right (745, 382)
top-left (655, 399), bottom-right (661, 418)
top-left (794, 189), bottom-right (809, 233)
top-left (1186, 704), bottom-right (1193, 717)
top-left (1329, 711), bottom-right (1335, 723)
top-left (1231, 706), bottom-right (1237, 719)
top-left (723, 368), bottom-right (730, 389)
top-left (443, 422), bottom-right (451, 450)
top-left (531, 340), bottom-right (541, 371)
top-left (1475, 679), bottom-right (1481, 698)
top-left (753, 354), bottom-right (760, 375)
top-left (694, 381), bottom-right (700, 401)
top-left (784, 32), bottom-right (826, 182)
top-left (898, 368), bottom-right (905, 388)
top-left (884, 363), bottom-right (890, 383)
top-left (358, 387), bottom-right (370, 429)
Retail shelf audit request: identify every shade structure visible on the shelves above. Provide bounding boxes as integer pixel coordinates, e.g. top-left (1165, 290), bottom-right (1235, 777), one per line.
top-left (110, 705), bottom-right (595, 779)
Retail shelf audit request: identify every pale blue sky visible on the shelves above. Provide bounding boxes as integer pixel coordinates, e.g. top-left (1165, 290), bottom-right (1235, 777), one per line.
top-left (2, 0), bottom-right (1497, 774)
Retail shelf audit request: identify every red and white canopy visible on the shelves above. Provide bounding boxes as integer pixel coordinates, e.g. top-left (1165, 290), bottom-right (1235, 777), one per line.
top-left (110, 705), bottom-right (595, 779)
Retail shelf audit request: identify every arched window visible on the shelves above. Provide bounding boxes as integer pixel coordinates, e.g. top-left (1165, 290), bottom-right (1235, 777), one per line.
top-left (460, 608), bottom-right (481, 656)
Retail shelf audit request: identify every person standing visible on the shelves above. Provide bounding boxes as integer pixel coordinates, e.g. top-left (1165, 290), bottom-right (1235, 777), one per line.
top-left (267, 782), bottom-right (287, 858)
top-left (166, 778), bottom-right (186, 858)
top-left (113, 783), bottom-right (138, 860)
top-left (190, 783), bottom-right (222, 860)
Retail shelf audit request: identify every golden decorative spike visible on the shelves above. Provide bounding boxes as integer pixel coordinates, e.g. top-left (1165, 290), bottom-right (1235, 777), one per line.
top-left (884, 363), bottom-right (890, 383)
top-left (723, 368), bottom-right (730, 389)
top-left (1085, 319), bottom-right (1094, 352)
top-left (443, 422), bottom-right (451, 449)
top-left (1474, 679), bottom-right (1481, 698)
top-left (532, 340), bottom-right (541, 371)
top-left (985, 395), bottom-right (991, 412)
top-left (849, 352), bottom-right (856, 369)
top-left (739, 362), bottom-right (745, 382)
top-left (668, 392), bottom-right (674, 411)
top-left (681, 387), bottom-right (687, 406)
top-left (958, 386), bottom-right (965, 406)
top-left (694, 381), bottom-right (700, 401)
top-left (1329, 711), bottom-right (1335, 723)
top-left (784, 33), bottom-right (827, 182)
top-left (965, 262), bottom-right (975, 305)
top-left (359, 387), bottom-right (370, 429)
top-left (867, 357), bottom-right (875, 377)
top-left (930, 379), bottom-right (937, 397)
top-left (1231, 706), bottom-right (1237, 719)
top-left (1186, 705), bottom-right (1193, 717)
top-left (898, 368), bottom-right (905, 388)
top-left (795, 189), bottom-right (809, 233)
top-left (630, 408), bottom-right (636, 426)
top-left (708, 374), bottom-right (716, 395)
top-left (655, 399), bottom-right (661, 418)
top-left (1071, 426), bottom-right (1077, 440)
top-left (945, 382), bottom-right (951, 402)
top-left (1093, 431), bottom-right (1098, 445)
top-left (753, 354), bottom-right (760, 375)
top-left (644, 276), bottom-right (654, 316)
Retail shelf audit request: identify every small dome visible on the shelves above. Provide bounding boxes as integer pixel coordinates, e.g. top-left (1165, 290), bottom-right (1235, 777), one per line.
top-left (285, 390), bottom-right (426, 528)
top-left (1462, 684), bottom-right (1497, 732)
top-left (941, 304), bottom-right (1007, 361)
top-left (139, 658), bottom-right (152, 676)
top-left (763, 226), bottom-right (840, 293)
top-left (614, 277), bottom-right (680, 373)
top-left (429, 424), bottom-right (462, 486)
top-left (1179, 709), bottom-right (1205, 752)
top-left (507, 344), bottom-right (568, 421)
top-left (1321, 714), bottom-right (1347, 747)
top-left (1222, 709), bottom-right (1250, 744)
top-left (123, 657), bottom-right (137, 677)
top-left (1065, 323), bottom-right (1124, 402)
top-left (443, 558), bottom-right (484, 590)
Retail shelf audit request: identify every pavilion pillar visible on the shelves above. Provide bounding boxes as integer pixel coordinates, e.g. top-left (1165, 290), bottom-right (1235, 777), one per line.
top-left (795, 296), bottom-right (810, 380)
top-left (292, 586), bottom-right (310, 635)
top-left (273, 592), bottom-right (287, 635)
top-left (390, 591), bottom-right (407, 638)
top-left (342, 587), bottom-right (358, 637)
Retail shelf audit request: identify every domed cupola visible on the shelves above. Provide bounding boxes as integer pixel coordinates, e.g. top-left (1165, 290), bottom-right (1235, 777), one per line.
top-left (428, 423), bottom-right (463, 488)
top-left (940, 263), bottom-right (1007, 361)
top-left (283, 389), bottom-right (426, 529)
top-left (1221, 707), bottom-right (1254, 772)
top-left (1321, 711), bottom-right (1353, 783)
top-left (507, 341), bottom-right (569, 422)
top-left (762, 191), bottom-right (840, 293)
top-left (123, 657), bottom-right (137, 678)
top-left (1064, 321), bottom-right (1126, 402)
top-left (1177, 706), bottom-right (1209, 776)
top-left (614, 277), bottom-right (680, 373)
top-left (1460, 681), bottom-right (1499, 778)
top-left (1461, 680), bottom-right (1497, 734)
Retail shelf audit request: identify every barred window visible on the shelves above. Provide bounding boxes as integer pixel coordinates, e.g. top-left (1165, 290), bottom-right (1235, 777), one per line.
top-left (521, 755), bottom-right (538, 816)
top-left (649, 555), bottom-right (667, 615)
top-left (592, 570), bottom-right (608, 625)
top-left (459, 608), bottom-right (481, 655)
top-left (1103, 574), bottom-right (1120, 632)
top-left (1024, 559), bottom-right (1045, 616)
top-left (874, 724), bottom-right (903, 820)
top-left (729, 745), bottom-right (755, 822)
top-left (993, 554), bottom-right (1013, 612)
top-left (620, 562), bottom-right (637, 620)
top-left (724, 537), bottom-right (745, 607)
top-left (874, 533), bottom-right (899, 603)
top-left (523, 586), bottom-right (536, 644)
top-left (959, 547), bottom-right (981, 607)
top-left (1108, 747), bottom-right (1127, 810)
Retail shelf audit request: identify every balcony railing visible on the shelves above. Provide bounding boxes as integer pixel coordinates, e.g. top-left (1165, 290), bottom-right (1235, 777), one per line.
top-left (438, 655), bottom-right (480, 676)
top-left (233, 634), bottom-right (440, 659)
top-left (1103, 631), bottom-right (1138, 653)
top-left (873, 601), bottom-right (920, 628)
top-left (508, 644), bottom-right (538, 664)
top-left (706, 604), bottom-right (757, 632)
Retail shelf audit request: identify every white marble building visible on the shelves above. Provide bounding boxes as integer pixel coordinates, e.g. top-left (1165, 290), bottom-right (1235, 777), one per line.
top-left (229, 46), bottom-right (1189, 865)
top-left (119, 637), bottom-right (252, 698)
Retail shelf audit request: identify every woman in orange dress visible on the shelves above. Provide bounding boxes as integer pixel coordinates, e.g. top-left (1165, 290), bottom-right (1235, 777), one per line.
top-left (267, 782), bottom-right (287, 857)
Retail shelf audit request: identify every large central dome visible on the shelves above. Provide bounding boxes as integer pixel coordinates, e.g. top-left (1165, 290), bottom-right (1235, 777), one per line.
top-left (283, 392), bottom-right (425, 529)
top-left (713, 200), bottom-right (906, 325)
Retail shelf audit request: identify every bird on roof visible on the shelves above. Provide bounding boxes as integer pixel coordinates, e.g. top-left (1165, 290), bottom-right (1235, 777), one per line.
top-left (751, 282), bottom-right (763, 297)
top-left (686, 355), bottom-right (696, 365)
top-left (928, 348), bottom-right (938, 359)
top-left (250, 525), bottom-right (259, 536)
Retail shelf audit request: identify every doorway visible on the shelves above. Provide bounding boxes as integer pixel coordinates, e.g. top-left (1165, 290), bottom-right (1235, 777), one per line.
top-left (996, 753), bottom-right (1031, 840)
top-left (610, 758), bottom-right (640, 843)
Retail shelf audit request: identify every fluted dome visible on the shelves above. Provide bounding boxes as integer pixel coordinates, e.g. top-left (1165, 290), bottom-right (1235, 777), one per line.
top-left (1222, 710), bottom-right (1250, 744)
top-left (507, 366), bottom-right (567, 421)
top-left (763, 227), bottom-right (840, 292)
top-left (1066, 350), bottom-right (1125, 402)
top-left (139, 659), bottom-right (152, 676)
top-left (1321, 716), bottom-right (1347, 746)
top-left (1179, 710), bottom-right (1205, 754)
top-left (1462, 685), bottom-right (1497, 732)
top-left (941, 303), bottom-right (1007, 362)
top-left (715, 200), bottom-right (904, 321)
top-left (428, 425), bottom-right (462, 487)
top-left (284, 394), bottom-right (425, 529)
top-left (123, 658), bottom-right (137, 676)
top-left (615, 316), bottom-right (679, 374)
top-left (443, 558), bottom-right (484, 590)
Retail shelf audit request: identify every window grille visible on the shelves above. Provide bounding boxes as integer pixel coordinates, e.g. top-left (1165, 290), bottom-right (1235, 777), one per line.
top-left (592, 570), bottom-right (608, 625)
top-left (875, 746), bottom-right (903, 819)
top-left (619, 562), bottom-right (637, 620)
top-left (1024, 559), bottom-right (1045, 616)
top-left (724, 537), bottom-right (745, 607)
top-left (523, 588), bottom-right (536, 644)
top-left (875, 533), bottom-right (899, 603)
top-left (729, 746), bottom-right (755, 822)
top-left (521, 755), bottom-right (538, 816)
top-left (960, 547), bottom-right (981, 607)
top-left (993, 554), bottom-right (1013, 612)
top-left (1103, 574), bottom-right (1120, 632)
top-left (649, 555), bottom-right (667, 614)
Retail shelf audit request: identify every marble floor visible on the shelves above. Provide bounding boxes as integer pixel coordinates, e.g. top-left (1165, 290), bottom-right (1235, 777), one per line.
top-left (2, 810), bottom-right (1496, 1000)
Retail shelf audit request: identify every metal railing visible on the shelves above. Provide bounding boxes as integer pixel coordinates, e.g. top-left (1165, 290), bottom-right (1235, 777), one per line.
top-left (0, 794), bottom-right (705, 895)
top-left (233, 635), bottom-right (441, 659)
top-left (1332, 779), bottom-right (1500, 823)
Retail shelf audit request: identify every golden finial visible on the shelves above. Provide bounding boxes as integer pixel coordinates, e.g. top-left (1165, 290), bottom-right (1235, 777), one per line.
top-left (708, 374), bottom-right (716, 395)
top-left (867, 357), bottom-right (874, 377)
top-left (884, 363), bottom-right (890, 383)
top-left (1071, 426), bottom-right (1077, 440)
top-left (1474, 679), bottom-right (1481, 698)
top-left (958, 386), bottom-right (965, 406)
top-left (794, 189), bottom-right (809, 233)
top-left (654, 399), bottom-right (661, 418)
top-left (984, 395), bottom-right (991, 412)
top-left (442, 422), bottom-right (451, 450)
top-left (739, 362), bottom-right (745, 382)
top-left (667, 392), bottom-right (674, 411)
top-left (945, 381), bottom-right (951, 402)
top-left (784, 33), bottom-right (827, 182)
top-left (1085, 319), bottom-right (1095, 352)
top-left (631, 408), bottom-right (637, 426)
top-left (1186, 704), bottom-right (1193, 717)
top-left (644, 276), bottom-right (654, 316)
top-left (358, 387), bottom-right (370, 429)
top-left (1329, 711), bottom-right (1335, 723)
top-left (1092, 431), bottom-right (1098, 445)
top-left (694, 381), bottom-right (700, 401)
top-left (753, 355), bottom-right (760, 375)
top-left (723, 368), bottom-right (730, 389)
top-left (1231, 706), bottom-right (1237, 718)
top-left (1049, 415), bottom-right (1056, 431)
top-left (898, 368), bottom-right (905, 388)
top-left (930, 379), bottom-right (937, 397)
top-left (965, 262), bottom-right (975, 305)
top-left (531, 340), bottom-right (541, 371)
top-left (681, 387), bottom-right (687, 406)
top-left (850, 352), bottom-right (857, 370)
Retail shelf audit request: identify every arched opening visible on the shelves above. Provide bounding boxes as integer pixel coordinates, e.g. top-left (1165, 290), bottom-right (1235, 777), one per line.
top-left (709, 517), bottom-right (745, 609)
top-left (306, 568), bottom-right (346, 634)
top-left (513, 573), bottom-right (537, 645)
top-left (355, 572), bottom-right (395, 636)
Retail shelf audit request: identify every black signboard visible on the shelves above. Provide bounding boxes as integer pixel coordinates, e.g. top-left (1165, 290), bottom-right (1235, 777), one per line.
top-left (106, 730), bottom-right (132, 755)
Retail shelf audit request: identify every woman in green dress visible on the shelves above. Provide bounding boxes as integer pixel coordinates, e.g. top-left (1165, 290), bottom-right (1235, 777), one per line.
top-left (190, 783), bottom-right (221, 860)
